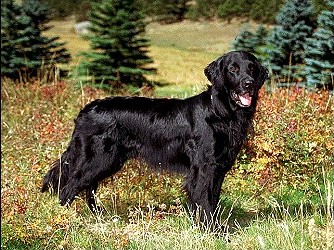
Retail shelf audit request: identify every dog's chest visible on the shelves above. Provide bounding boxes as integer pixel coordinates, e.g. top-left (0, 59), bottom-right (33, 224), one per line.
top-left (212, 116), bottom-right (251, 165)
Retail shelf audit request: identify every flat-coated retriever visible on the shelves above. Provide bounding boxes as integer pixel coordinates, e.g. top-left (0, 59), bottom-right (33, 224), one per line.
top-left (42, 51), bottom-right (268, 228)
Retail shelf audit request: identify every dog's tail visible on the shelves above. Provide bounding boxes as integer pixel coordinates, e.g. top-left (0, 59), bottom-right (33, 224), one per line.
top-left (41, 149), bottom-right (71, 195)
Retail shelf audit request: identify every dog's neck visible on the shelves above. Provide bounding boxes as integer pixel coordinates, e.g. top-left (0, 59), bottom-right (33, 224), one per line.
top-left (208, 86), bottom-right (256, 167)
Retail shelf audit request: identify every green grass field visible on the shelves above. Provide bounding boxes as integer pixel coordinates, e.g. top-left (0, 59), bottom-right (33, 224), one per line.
top-left (1, 18), bottom-right (334, 249)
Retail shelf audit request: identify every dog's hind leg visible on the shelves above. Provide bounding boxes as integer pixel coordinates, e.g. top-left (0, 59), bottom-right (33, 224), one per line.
top-left (59, 151), bottom-right (126, 207)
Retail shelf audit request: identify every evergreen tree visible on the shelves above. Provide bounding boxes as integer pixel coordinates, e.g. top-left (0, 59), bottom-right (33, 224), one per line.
top-left (232, 25), bottom-right (255, 52)
top-left (232, 24), bottom-right (268, 57)
top-left (139, 0), bottom-right (188, 23)
top-left (217, 0), bottom-right (247, 22)
top-left (187, 0), bottom-right (221, 20)
top-left (79, 0), bottom-right (155, 88)
top-left (313, 0), bottom-right (329, 13)
top-left (1, 0), bottom-right (22, 78)
top-left (188, 0), bottom-right (284, 23)
top-left (19, 0), bottom-right (71, 78)
top-left (249, 0), bottom-right (284, 23)
top-left (304, 1), bottom-right (334, 89)
top-left (40, 0), bottom-right (81, 18)
top-left (264, 0), bottom-right (316, 83)
top-left (40, 0), bottom-right (101, 22)
top-left (1, 0), bottom-right (71, 81)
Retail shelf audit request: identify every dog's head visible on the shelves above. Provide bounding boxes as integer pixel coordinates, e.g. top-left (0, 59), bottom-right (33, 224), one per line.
top-left (205, 51), bottom-right (268, 108)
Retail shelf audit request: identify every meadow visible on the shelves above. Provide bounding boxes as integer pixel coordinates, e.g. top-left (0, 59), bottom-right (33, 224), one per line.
top-left (1, 18), bottom-right (333, 249)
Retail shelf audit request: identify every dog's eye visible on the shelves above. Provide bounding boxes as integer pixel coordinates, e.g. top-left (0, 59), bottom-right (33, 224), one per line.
top-left (229, 65), bottom-right (238, 72)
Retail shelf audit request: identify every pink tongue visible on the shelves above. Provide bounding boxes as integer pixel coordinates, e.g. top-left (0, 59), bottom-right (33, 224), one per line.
top-left (239, 93), bottom-right (252, 106)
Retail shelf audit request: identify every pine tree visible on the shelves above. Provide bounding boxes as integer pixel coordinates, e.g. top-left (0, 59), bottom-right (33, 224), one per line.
top-left (249, 0), bottom-right (284, 23)
top-left (79, 0), bottom-right (155, 88)
top-left (232, 24), bottom-right (268, 57)
top-left (187, 0), bottom-right (286, 23)
top-left (218, 0), bottom-right (246, 23)
top-left (265, 0), bottom-right (316, 83)
top-left (304, 1), bottom-right (334, 89)
top-left (1, 0), bottom-right (22, 78)
top-left (187, 0), bottom-right (221, 20)
top-left (19, 0), bottom-right (71, 78)
top-left (1, 0), bottom-right (71, 81)
top-left (139, 0), bottom-right (188, 23)
top-left (232, 25), bottom-right (255, 52)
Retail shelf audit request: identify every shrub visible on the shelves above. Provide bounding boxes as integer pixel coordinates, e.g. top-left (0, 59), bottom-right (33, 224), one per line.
top-left (235, 87), bottom-right (334, 191)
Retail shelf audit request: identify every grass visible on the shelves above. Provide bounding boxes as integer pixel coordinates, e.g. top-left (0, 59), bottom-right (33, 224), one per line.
top-left (46, 17), bottom-right (249, 58)
top-left (2, 18), bottom-right (334, 249)
top-left (146, 20), bottom-right (248, 53)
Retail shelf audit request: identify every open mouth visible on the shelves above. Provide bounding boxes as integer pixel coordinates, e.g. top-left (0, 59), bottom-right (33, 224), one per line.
top-left (231, 92), bottom-right (252, 107)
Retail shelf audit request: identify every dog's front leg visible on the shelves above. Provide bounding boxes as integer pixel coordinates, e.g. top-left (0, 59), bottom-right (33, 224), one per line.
top-left (185, 163), bottom-right (224, 230)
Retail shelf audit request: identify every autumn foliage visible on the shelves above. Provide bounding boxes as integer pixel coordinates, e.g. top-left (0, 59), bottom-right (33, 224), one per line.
top-left (239, 86), bottom-right (333, 188)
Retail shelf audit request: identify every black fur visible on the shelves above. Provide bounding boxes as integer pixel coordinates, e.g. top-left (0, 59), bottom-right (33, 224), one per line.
top-left (42, 51), bottom-right (268, 227)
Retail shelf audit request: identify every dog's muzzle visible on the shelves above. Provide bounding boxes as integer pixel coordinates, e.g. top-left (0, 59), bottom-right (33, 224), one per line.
top-left (231, 92), bottom-right (252, 107)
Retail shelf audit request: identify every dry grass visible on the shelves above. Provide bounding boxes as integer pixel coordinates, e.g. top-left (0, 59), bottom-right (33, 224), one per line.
top-left (46, 17), bottom-right (253, 56)
top-left (45, 17), bottom-right (90, 60)
top-left (147, 19), bottom-right (254, 54)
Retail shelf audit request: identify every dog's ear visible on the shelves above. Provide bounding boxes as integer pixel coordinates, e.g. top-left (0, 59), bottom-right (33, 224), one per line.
top-left (257, 62), bottom-right (269, 86)
top-left (204, 57), bottom-right (224, 88)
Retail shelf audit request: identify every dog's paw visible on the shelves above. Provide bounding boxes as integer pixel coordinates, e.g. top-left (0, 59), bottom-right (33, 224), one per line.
top-left (59, 186), bottom-right (75, 207)
top-left (89, 204), bottom-right (103, 214)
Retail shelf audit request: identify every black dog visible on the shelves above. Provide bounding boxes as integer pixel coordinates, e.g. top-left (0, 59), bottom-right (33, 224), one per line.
top-left (42, 51), bottom-right (267, 227)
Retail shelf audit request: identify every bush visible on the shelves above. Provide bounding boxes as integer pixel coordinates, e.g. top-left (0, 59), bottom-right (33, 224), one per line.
top-left (235, 87), bottom-right (334, 191)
